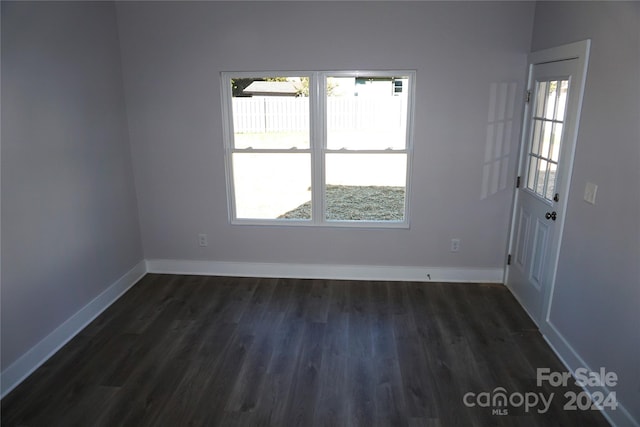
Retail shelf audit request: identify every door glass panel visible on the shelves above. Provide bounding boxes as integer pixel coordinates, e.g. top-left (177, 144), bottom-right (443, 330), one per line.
top-left (550, 123), bottom-right (563, 162)
top-left (527, 157), bottom-right (538, 191)
top-left (535, 81), bottom-right (547, 118)
top-left (537, 159), bottom-right (548, 197)
top-left (554, 80), bottom-right (569, 121)
top-left (540, 121), bottom-right (553, 157)
top-left (544, 81), bottom-right (558, 120)
top-left (525, 78), bottom-right (570, 201)
top-left (545, 163), bottom-right (558, 201)
top-left (531, 121), bottom-right (542, 156)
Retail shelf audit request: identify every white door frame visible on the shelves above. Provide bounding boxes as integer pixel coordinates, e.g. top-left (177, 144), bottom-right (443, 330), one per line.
top-left (505, 40), bottom-right (591, 328)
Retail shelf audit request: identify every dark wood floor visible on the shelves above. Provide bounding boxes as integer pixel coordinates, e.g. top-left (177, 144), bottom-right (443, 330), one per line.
top-left (2, 274), bottom-right (610, 426)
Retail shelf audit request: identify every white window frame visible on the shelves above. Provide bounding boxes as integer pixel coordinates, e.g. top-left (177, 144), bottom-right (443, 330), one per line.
top-left (221, 70), bottom-right (416, 228)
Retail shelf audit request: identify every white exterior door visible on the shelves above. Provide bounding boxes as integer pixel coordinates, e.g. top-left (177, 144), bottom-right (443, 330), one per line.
top-left (507, 41), bottom-right (590, 326)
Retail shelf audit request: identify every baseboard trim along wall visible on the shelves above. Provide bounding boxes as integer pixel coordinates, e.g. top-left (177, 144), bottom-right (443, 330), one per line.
top-left (145, 259), bottom-right (504, 284)
top-left (0, 261), bottom-right (147, 399)
top-left (508, 281), bottom-right (637, 427)
top-left (543, 322), bottom-right (639, 427)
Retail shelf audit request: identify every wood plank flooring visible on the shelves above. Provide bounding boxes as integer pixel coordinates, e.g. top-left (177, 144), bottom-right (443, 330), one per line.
top-left (1, 274), bottom-right (610, 426)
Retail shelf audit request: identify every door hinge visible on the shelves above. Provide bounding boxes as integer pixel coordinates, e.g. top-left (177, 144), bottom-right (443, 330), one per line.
top-left (525, 90), bottom-right (531, 103)
top-left (507, 254), bottom-right (512, 265)
top-left (516, 176), bottom-right (521, 188)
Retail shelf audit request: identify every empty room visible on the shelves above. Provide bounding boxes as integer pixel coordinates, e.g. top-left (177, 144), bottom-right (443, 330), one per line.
top-left (1, 1), bottom-right (638, 426)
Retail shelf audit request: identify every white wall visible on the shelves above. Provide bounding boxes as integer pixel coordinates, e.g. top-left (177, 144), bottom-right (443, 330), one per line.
top-left (530, 2), bottom-right (640, 425)
top-left (115, 1), bottom-right (535, 269)
top-left (1, 2), bottom-right (143, 371)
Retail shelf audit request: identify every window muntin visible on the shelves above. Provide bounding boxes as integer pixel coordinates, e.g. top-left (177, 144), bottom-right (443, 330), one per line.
top-left (222, 71), bottom-right (415, 227)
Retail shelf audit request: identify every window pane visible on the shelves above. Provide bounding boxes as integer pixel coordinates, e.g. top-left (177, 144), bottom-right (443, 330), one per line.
top-left (325, 153), bottom-right (407, 221)
top-left (536, 159), bottom-right (548, 197)
top-left (550, 123), bottom-right (563, 162)
top-left (539, 120), bottom-right (553, 158)
top-left (530, 120), bottom-right (542, 156)
top-left (232, 153), bottom-right (311, 220)
top-left (545, 81), bottom-right (558, 120)
top-left (326, 75), bottom-right (410, 150)
top-left (554, 80), bottom-right (569, 121)
top-left (527, 156), bottom-right (538, 191)
top-left (535, 81), bottom-right (547, 118)
top-left (545, 163), bottom-right (558, 201)
top-left (230, 77), bottom-right (309, 149)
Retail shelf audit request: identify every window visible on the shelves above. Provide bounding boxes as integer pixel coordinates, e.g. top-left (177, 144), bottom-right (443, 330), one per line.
top-left (221, 71), bottom-right (415, 227)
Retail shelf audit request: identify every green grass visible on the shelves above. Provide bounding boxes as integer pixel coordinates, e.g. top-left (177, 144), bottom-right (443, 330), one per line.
top-left (278, 185), bottom-right (405, 221)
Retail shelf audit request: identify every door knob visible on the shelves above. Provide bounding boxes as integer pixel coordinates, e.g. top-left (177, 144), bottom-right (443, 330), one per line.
top-left (545, 211), bottom-right (557, 221)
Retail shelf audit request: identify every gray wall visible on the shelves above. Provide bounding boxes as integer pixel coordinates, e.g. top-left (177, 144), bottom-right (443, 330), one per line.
top-left (1, 1), bottom-right (638, 421)
top-left (1, 2), bottom-right (143, 369)
top-left (531, 2), bottom-right (640, 423)
top-left (115, 1), bottom-right (535, 268)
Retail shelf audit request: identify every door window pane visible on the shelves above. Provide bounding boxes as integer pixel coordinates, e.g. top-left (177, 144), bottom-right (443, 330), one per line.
top-left (539, 120), bottom-right (553, 158)
top-left (531, 121), bottom-right (542, 156)
top-left (545, 163), bottom-right (558, 201)
top-left (527, 157), bottom-right (538, 191)
top-left (544, 81), bottom-right (558, 120)
top-left (536, 159), bottom-right (549, 197)
top-left (554, 81), bottom-right (569, 121)
top-left (550, 123), bottom-right (563, 162)
top-left (535, 81), bottom-right (547, 118)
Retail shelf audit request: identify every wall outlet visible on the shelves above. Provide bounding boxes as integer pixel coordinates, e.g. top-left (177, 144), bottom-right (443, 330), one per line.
top-left (198, 233), bottom-right (208, 247)
top-left (450, 238), bottom-right (461, 253)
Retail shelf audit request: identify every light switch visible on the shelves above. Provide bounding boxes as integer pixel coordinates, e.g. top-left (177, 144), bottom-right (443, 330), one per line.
top-left (584, 182), bottom-right (598, 205)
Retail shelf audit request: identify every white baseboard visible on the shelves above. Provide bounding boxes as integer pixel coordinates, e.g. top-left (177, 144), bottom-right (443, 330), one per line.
top-left (0, 260), bottom-right (147, 399)
top-left (494, 282), bottom-right (637, 426)
top-left (542, 321), bottom-right (639, 427)
top-left (145, 259), bottom-right (504, 283)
